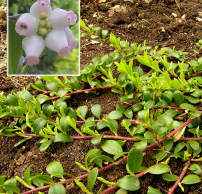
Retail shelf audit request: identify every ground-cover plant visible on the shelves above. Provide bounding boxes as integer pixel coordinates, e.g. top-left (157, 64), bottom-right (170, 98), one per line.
top-left (1, 21), bottom-right (202, 193)
top-left (8, 0), bottom-right (78, 75)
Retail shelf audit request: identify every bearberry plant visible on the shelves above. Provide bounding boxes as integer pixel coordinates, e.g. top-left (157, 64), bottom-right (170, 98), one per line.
top-left (1, 20), bottom-right (202, 193)
top-left (8, 0), bottom-right (78, 75)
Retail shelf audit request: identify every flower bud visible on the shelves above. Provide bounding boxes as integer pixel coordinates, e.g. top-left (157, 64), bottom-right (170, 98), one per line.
top-left (64, 27), bottom-right (78, 50)
top-left (15, 13), bottom-right (38, 36)
top-left (39, 20), bottom-right (47, 27)
top-left (30, 1), bottom-right (52, 19)
top-left (39, 27), bottom-right (48, 35)
top-left (45, 30), bottom-right (71, 57)
top-left (22, 35), bottom-right (45, 66)
top-left (39, 12), bottom-right (47, 20)
top-left (50, 8), bottom-right (77, 30)
top-left (46, 21), bottom-right (53, 29)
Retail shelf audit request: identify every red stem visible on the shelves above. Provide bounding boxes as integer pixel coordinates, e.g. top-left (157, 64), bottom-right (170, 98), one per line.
top-left (21, 117), bottom-right (197, 194)
top-left (168, 157), bottom-right (192, 194)
top-left (45, 86), bottom-right (115, 102)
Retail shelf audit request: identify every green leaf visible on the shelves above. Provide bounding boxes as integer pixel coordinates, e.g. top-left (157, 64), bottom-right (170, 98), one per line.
top-left (163, 140), bottom-right (173, 152)
top-left (40, 139), bottom-right (53, 151)
top-left (6, 94), bottom-right (18, 106)
top-left (127, 148), bottom-right (143, 173)
top-left (75, 179), bottom-right (92, 194)
top-left (97, 120), bottom-right (107, 130)
top-left (57, 102), bottom-right (68, 116)
top-left (148, 164), bottom-right (170, 174)
top-left (46, 82), bottom-right (59, 92)
top-left (174, 142), bottom-right (186, 153)
top-left (60, 117), bottom-right (70, 133)
top-left (134, 140), bottom-right (147, 150)
top-left (20, 91), bottom-right (33, 101)
top-left (42, 104), bottom-right (54, 118)
top-left (188, 141), bottom-right (200, 151)
top-left (102, 30), bottom-right (108, 39)
top-left (147, 188), bottom-right (162, 194)
top-left (70, 77), bottom-right (81, 90)
top-left (8, 21), bottom-right (24, 74)
top-left (101, 140), bottom-right (123, 155)
top-left (33, 118), bottom-right (47, 135)
top-left (107, 119), bottom-right (119, 134)
top-left (116, 103), bottom-right (125, 114)
top-left (91, 104), bottom-right (101, 119)
top-left (162, 174), bottom-right (178, 182)
top-left (124, 110), bottom-right (133, 119)
top-left (91, 135), bottom-right (103, 146)
top-left (58, 89), bottom-right (69, 97)
top-left (88, 167), bottom-right (99, 192)
top-left (156, 101), bottom-right (168, 108)
top-left (54, 133), bottom-right (73, 143)
top-left (46, 161), bottom-right (64, 178)
top-left (145, 100), bottom-right (155, 109)
top-left (85, 149), bottom-right (100, 169)
top-left (174, 91), bottom-right (184, 105)
top-left (77, 106), bottom-right (88, 120)
top-left (189, 164), bottom-right (202, 174)
top-left (48, 184), bottom-right (66, 194)
top-left (181, 175), bottom-right (201, 184)
top-left (35, 80), bottom-right (45, 91)
top-left (36, 94), bottom-right (49, 104)
top-left (24, 164), bottom-right (34, 186)
top-left (153, 152), bottom-right (167, 163)
top-left (180, 103), bottom-right (197, 112)
top-left (117, 175), bottom-right (140, 191)
top-left (107, 110), bottom-right (123, 120)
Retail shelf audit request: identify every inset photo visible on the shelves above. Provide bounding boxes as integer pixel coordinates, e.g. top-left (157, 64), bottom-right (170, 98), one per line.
top-left (8, 0), bottom-right (80, 75)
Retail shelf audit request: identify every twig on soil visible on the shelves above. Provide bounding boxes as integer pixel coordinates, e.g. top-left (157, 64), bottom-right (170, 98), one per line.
top-left (168, 157), bottom-right (192, 194)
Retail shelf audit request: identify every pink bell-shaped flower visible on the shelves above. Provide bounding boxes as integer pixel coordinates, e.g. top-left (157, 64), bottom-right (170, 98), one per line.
top-left (15, 13), bottom-right (38, 36)
top-left (45, 30), bottom-right (71, 57)
top-left (22, 35), bottom-right (45, 66)
top-left (64, 27), bottom-right (78, 51)
top-left (50, 8), bottom-right (77, 30)
top-left (30, 0), bottom-right (52, 19)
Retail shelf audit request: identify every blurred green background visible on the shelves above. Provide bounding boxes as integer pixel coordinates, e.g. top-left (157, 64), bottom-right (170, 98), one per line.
top-left (9, 0), bottom-right (80, 75)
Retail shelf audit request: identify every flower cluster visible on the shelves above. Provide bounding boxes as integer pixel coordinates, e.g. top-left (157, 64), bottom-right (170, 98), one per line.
top-left (15, 0), bottom-right (78, 66)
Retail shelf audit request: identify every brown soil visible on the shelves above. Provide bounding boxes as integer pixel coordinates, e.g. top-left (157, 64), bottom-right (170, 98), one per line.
top-left (1, 0), bottom-right (202, 194)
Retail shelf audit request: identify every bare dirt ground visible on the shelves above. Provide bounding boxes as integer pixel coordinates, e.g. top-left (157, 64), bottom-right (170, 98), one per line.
top-left (1, 0), bottom-right (202, 193)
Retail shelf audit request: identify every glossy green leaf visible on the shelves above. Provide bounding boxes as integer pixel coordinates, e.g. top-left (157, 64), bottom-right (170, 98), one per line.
top-left (162, 174), bottom-right (178, 182)
top-left (33, 118), bottom-right (47, 135)
top-left (174, 142), bottom-right (186, 153)
top-left (87, 167), bottom-right (99, 192)
top-left (59, 116), bottom-right (70, 133)
top-left (54, 133), bottom-right (73, 143)
top-left (116, 103), bottom-right (125, 114)
top-left (101, 140), bottom-right (123, 155)
top-left (180, 103), bottom-right (197, 112)
top-left (124, 110), bottom-right (133, 119)
top-left (48, 184), bottom-right (66, 194)
top-left (148, 164), bottom-right (170, 174)
top-left (97, 120), bottom-right (107, 130)
top-left (134, 140), bottom-right (147, 150)
top-left (107, 110), bottom-right (123, 120)
top-left (40, 139), bottom-right (53, 151)
top-left (42, 104), bottom-right (54, 118)
top-left (156, 101), bottom-right (168, 108)
top-left (189, 164), bottom-right (202, 174)
top-left (46, 161), bottom-right (64, 178)
top-left (20, 91), bottom-right (33, 101)
top-left (147, 188), bottom-right (162, 194)
top-left (188, 141), bottom-right (200, 151)
top-left (127, 148), bottom-right (143, 173)
top-left (46, 82), bottom-right (59, 92)
top-left (153, 152), bottom-right (167, 163)
top-left (163, 140), bottom-right (173, 152)
top-left (145, 100), bottom-right (155, 109)
top-left (181, 175), bottom-right (201, 184)
top-left (91, 135), bottom-right (103, 146)
top-left (35, 80), bottom-right (45, 91)
top-left (174, 91), bottom-right (184, 105)
top-left (57, 102), bottom-right (68, 116)
top-left (6, 94), bottom-right (18, 106)
top-left (91, 104), bottom-right (101, 119)
top-left (117, 175), bottom-right (140, 191)
top-left (132, 103), bottom-right (143, 112)
top-left (77, 106), bottom-right (88, 119)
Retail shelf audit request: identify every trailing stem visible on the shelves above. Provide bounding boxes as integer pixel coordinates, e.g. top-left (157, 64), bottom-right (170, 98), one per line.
top-left (168, 157), bottom-right (192, 194)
